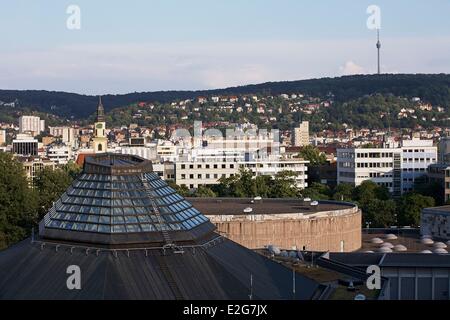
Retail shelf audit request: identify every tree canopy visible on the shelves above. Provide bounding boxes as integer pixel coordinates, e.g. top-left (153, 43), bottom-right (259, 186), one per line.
top-left (0, 153), bottom-right (38, 249)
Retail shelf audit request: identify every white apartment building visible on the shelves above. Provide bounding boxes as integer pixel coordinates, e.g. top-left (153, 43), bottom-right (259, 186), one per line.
top-left (49, 126), bottom-right (77, 146)
top-left (19, 116), bottom-right (45, 136)
top-left (293, 121), bottom-right (310, 147)
top-left (337, 138), bottom-right (437, 195)
top-left (46, 144), bottom-right (72, 165)
top-left (174, 159), bottom-right (308, 190)
top-left (118, 145), bottom-right (158, 161)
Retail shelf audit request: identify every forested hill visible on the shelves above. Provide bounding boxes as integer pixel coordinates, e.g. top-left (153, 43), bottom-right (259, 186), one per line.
top-left (1, 73), bottom-right (450, 119)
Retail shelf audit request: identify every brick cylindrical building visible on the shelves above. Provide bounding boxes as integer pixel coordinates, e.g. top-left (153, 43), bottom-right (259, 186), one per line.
top-left (190, 198), bottom-right (362, 252)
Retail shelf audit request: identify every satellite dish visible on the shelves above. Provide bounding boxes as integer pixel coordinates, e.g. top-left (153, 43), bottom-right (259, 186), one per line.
top-left (243, 207), bottom-right (253, 213)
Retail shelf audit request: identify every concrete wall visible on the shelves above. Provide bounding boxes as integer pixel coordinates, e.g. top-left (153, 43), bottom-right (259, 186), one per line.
top-left (207, 206), bottom-right (362, 252)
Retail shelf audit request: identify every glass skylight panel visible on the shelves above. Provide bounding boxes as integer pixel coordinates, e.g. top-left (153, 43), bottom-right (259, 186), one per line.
top-left (140, 224), bottom-right (155, 232)
top-left (99, 216), bottom-right (111, 224)
top-left (124, 216), bottom-right (138, 224)
top-left (49, 220), bottom-right (62, 228)
top-left (112, 225), bottom-right (126, 233)
top-left (87, 215), bottom-right (99, 223)
top-left (98, 225), bottom-right (111, 233)
top-left (90, 207), bottom-right (101, 215)
top-left (137, 215), bottom-right (150, 223)
top-left (113, 216), bottom-right (125, 224)
top-left (113, 207), bottom-right (124, 215)
top-left (126, 224), bottom-right (141, 232)
top-left (100, 207), bottom-right (111, 215)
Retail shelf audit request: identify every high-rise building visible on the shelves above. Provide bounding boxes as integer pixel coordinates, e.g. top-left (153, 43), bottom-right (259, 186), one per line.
top-left (293, 121), bottom-right (310, 147)
top-left (49, 126), bottom-right (76, 145)
top-left (91, 97), bottom-right (108, 153)
top-left (19, 116), bottom-right (45, 136)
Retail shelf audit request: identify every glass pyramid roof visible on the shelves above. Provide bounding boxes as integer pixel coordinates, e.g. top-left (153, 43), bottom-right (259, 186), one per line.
top-left (39, 154), bottom-right (214, 246)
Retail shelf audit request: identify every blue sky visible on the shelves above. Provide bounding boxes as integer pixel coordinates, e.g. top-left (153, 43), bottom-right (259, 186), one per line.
top-left (1, 0), bottom-right (450, 94)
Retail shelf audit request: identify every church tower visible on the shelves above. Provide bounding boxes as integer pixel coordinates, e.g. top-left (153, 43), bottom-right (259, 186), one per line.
top-left (92, 96), bottom-right (107, 153)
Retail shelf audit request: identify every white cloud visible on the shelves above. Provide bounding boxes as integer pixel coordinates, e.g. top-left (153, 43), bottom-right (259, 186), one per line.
top-left (339, 61), bottom-right (366, 75)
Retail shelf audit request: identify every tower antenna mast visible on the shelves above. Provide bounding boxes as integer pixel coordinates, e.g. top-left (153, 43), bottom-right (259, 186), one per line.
top-left (376, 28), bottom-right (381, 75)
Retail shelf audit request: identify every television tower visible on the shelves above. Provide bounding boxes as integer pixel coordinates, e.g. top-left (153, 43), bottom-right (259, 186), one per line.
top-left (376, 29), bottom-right (381, 74)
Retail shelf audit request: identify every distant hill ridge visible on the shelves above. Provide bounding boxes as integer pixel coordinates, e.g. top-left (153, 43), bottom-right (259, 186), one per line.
top-left (1, 74), bottom-right (450, 119)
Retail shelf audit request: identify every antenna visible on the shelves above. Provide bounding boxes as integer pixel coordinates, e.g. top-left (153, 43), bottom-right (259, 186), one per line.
top-left (376, 28), bottom-right (381, 75)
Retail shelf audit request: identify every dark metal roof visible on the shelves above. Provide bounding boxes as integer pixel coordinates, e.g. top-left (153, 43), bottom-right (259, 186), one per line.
top-left (329, 252), bottom-right (450, 268)
top-left (0, 239), bottom-right (319, 300)
top-left (380, 253), bottom-right (450, 268)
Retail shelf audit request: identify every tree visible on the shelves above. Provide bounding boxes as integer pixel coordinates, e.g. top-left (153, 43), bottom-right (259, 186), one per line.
top-left (297, 145), bottom-right (327, 165)
top-left (62, 161), bottom-right (82, 180)
top-left (414, 179), bottom-right (444, 206)
top-left (363, 199), bottom-right (397, 228)
top-left (353, 180), bottom-right (389, 207)
top-left (168, 181), bottom-right (190, 197)
top-left (332, 183), bottom-right (354, 202)
top-left (0, 153), bottom-right (39, 249)
top-left (193, 186), bottom-right (216, 198)
top-left (234, 169), bottom-right (258, 198)
top-left (397, 193), bottom-right (435, 227)
top-left (301, 182), bottom-right (331, 200)
top-left (269, 171), bottom-right (301, 198)
top-left (34, 167), bottom-right (73, 218)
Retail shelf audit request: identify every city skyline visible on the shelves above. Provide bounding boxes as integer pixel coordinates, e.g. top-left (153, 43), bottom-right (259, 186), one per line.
top-left (1, 0), bottom-right (450, 94)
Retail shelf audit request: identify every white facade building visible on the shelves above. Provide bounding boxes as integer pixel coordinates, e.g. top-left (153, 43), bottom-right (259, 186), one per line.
top-left (46, 144), bottom-right (72, 165)
top-left (174, 159), bottom-right (308, 190)
top-left (49, 126), bottom-right (77, 146)
top-left (293, 121), bottom-right (310, 147)
top-left (337, 138), bottom-right (437, 195)
top-left (19, 116), bottom-right (45, 136)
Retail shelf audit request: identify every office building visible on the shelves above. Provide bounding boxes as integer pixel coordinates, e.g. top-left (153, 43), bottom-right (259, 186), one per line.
top-left (337, 138), bottom-right (437, 195)
top-left (12, 134), bottom-right (39, 156)
top-left (174, 159), bottom-right (308, 190)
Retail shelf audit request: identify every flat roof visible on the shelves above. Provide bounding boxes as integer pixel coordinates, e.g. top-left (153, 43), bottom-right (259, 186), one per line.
top-left (188, 198), bottom-right (355, 216)
top-left (423, 205), bottom-right (450, 214)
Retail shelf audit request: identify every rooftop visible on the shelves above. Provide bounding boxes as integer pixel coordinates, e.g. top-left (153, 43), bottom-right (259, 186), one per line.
top-left (39, 154), bottom-right (215, 247)
top-left (188, 198), bottom-right (356, 216)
